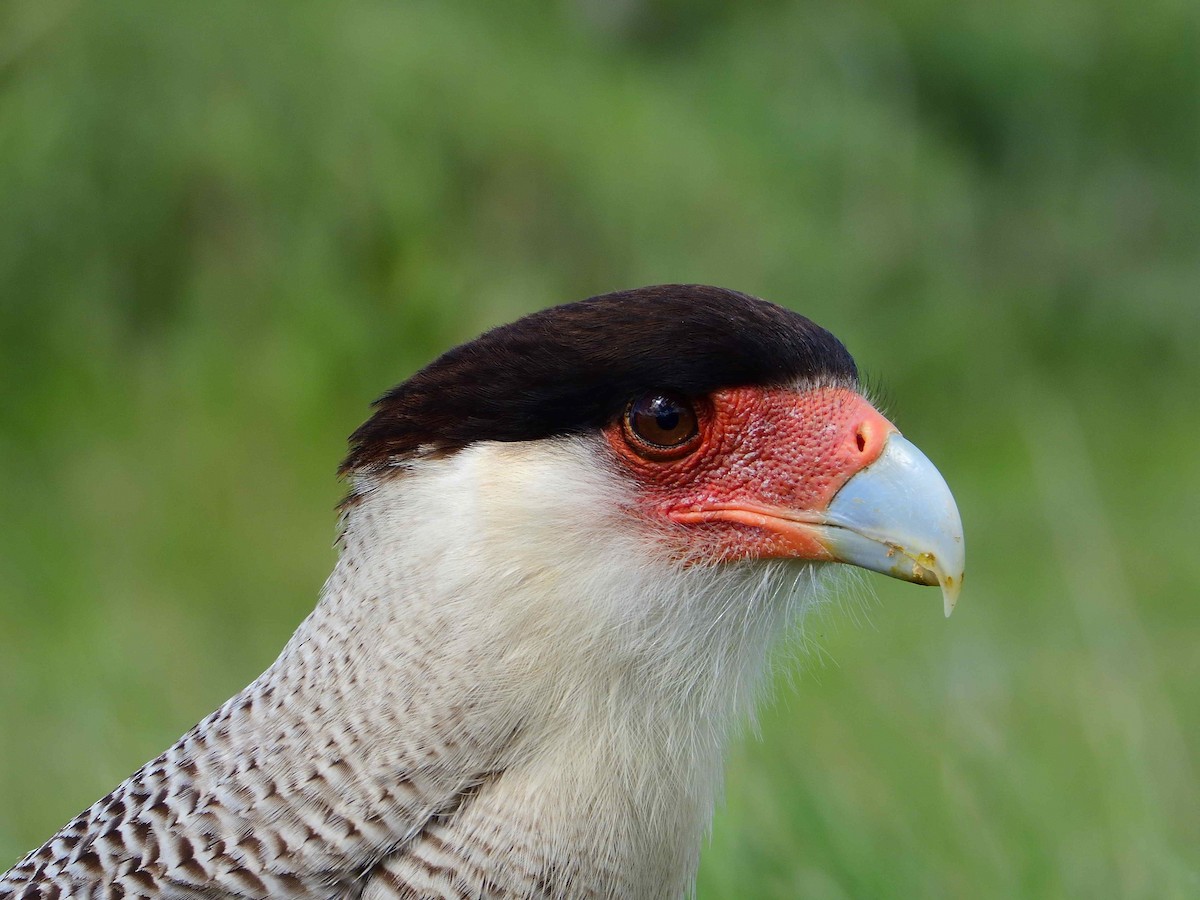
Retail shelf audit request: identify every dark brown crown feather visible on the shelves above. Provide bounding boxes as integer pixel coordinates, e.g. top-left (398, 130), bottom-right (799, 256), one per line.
top-left (342, 285), bottom-right (857, 474)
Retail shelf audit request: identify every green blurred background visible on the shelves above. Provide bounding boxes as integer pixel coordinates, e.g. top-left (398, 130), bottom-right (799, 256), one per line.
top-left (1, 1), bottom-right (1197, 896)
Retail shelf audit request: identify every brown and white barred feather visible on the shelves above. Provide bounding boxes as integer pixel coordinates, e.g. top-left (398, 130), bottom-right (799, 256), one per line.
top-left (1, 439), bottom-right (824, 899)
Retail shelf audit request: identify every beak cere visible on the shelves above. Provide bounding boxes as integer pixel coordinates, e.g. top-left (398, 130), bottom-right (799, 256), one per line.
top-left (813, 433), bottom-right (965, 616)
top-left (660, 388), bottom-right (965, 616)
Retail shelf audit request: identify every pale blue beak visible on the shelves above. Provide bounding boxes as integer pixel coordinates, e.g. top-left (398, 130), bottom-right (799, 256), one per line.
top-left (817, 433), bottom-right (965, 616)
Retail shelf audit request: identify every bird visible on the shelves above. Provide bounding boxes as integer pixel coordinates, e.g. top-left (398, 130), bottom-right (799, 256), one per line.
top-left (1, 285), bottom-right (964, 900)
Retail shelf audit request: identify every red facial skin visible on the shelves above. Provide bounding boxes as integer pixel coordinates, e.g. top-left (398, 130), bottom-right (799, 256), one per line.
top-left (603, 386), bottom-right (897, 562)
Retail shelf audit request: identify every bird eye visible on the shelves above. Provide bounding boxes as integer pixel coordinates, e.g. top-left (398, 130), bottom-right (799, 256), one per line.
top-left (623, 392), bottom-right (700, 458)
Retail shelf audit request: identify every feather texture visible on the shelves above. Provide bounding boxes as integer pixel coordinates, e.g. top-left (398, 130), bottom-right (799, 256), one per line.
top-left (2, 437), bottom-right (825, 899)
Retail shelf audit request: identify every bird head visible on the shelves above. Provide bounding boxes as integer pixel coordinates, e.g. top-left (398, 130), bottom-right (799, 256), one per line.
top-left (342, 284), bottom-right (963, 617)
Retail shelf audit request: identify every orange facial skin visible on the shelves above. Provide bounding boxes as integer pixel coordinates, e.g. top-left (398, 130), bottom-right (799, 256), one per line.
top-left (603, 386), bottom-right (897, 562)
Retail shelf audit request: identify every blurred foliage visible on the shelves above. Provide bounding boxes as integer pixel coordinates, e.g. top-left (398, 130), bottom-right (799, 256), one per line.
top-left (1, 0), bottom-right (1197, 896)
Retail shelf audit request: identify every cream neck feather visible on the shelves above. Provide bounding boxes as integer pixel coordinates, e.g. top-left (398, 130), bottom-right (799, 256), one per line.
top-left (0, 436), bottom-right (827, 899)
top-left (309, 436), bottom-right (824, 895)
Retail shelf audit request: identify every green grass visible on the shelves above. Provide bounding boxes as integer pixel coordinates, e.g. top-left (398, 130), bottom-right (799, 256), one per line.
top-left (1, 1), bottom-right (1197, 896)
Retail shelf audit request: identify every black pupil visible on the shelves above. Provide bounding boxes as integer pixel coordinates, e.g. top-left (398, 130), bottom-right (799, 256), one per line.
top-left (651, 400), bottom-right (680, 432)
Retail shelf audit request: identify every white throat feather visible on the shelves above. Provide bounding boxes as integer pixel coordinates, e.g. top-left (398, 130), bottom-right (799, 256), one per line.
top-left (324, 436), bottom-right (828, 896)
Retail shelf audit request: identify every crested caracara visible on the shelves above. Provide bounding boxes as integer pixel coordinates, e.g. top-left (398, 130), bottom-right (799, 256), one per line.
top-left (1, 285), bottom-right (964, 899)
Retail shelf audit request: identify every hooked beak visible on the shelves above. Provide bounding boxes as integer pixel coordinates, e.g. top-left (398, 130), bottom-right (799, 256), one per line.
top-left (672, 431), bottom-right (965, 615)
top-left (814, 433), bottom-right (965, 616)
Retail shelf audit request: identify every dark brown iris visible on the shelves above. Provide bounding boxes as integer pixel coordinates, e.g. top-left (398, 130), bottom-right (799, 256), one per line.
top-left (623, 392), bottom-right (700, 458)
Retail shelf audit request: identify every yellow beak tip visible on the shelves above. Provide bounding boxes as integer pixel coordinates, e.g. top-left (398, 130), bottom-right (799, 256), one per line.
top-left (941, 575), bottom-right (962, 618)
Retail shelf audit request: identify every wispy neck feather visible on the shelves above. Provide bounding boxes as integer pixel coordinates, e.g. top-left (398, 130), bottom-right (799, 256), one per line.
top-left (328, 437), bottom-right (826, 896)
top-left (0, 436), bottom-right (827, 900)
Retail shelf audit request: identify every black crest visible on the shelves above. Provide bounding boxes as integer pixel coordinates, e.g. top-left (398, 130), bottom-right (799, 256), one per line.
top-left (343, 285), bottom-right (857, 473)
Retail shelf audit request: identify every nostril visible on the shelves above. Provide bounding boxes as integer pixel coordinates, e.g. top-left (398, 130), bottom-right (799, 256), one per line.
top-left (855, 428), bottom-right (867, 453)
